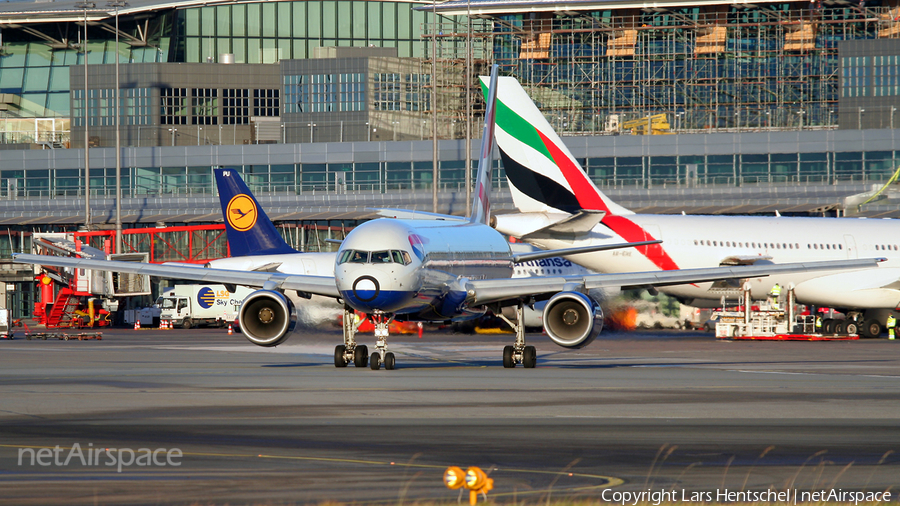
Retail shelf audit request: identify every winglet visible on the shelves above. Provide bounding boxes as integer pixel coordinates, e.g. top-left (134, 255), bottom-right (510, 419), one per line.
top-left (471, 64), bottom-right (500, 225)
top-left (215, 168), bottom-right (297, 256)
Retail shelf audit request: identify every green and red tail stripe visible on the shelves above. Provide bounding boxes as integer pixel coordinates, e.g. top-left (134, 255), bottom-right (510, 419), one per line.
top-left (490, 76), bottom-right (681, 272)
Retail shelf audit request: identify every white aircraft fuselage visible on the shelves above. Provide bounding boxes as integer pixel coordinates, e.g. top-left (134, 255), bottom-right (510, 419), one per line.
top-left (497, 212), bottom-right (900, 309)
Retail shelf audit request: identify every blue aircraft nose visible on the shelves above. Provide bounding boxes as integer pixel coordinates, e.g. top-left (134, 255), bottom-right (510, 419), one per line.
top-left (342, 275), bottom-right (412, 312)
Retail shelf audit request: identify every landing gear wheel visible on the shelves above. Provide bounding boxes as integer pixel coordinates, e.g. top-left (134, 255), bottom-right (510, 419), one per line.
top-left (862, 319), bottom-right (882, 338)
top-left (835, 321), bottom-right (846, 335)
top-left (384, 352), bottom-right (396, 370)
top-left (353, 345), bottom-right (369, 367)
top-left (502, 345), bottom-right (515, 368)
top-left (523, 346), bottom-right (537, 368)
top-left (844, 321), bottom-right (859, 335)
top-left (334, 345), bottom-right (348, 367)
top-left (823, 319), bottom-right (835, 334)
top-left (370, 352), bottom-right (381, 370)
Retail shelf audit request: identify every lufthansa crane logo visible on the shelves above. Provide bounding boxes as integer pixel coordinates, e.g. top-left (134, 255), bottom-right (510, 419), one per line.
top-left (226, 194), bottom-right (257, 232)
top-left (197, 287), bottom-right (216, 309)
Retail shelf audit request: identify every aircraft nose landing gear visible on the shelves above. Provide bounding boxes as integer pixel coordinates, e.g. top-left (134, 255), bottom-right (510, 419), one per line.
top-left (369, 312), bottom-right (396, 370)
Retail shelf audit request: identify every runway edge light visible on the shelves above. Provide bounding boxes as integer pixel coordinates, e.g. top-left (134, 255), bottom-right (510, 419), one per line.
top-left (465, 466), bottom-right (493, 505)
top-left (444, 466), bottom-right (466, 490)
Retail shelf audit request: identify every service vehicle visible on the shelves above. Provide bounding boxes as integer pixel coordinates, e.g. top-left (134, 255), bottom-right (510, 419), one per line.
top-left (157, 284), bottom-right (254, 329)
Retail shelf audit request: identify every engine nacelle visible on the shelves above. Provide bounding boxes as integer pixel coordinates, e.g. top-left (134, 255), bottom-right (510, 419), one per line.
top-left (542, 291), bottom-right (603, 348)
top-left (238, 290), bottom-right (297, 347)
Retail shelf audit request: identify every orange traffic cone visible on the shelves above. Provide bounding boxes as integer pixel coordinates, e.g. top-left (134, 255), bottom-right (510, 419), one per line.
top-left (134, 319), bottom-right (140, 330)
top-left (162, 320), bottom-right (168, 330)
top-left (227, 323), bottom-right (233, 335)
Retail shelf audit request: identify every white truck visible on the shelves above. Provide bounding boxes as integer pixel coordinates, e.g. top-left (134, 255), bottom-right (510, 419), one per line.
top-left (157, 284), bottom-right (253, 329)
top-left (0, 309), bottom-right (12, 339)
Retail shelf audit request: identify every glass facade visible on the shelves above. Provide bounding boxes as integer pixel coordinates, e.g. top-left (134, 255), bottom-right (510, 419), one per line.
top-left (0, 1), bottom-right (432, 121)
top-left (177, 1), bottom-right (431, 63)
top-left (0, 146), bottom-right (895, 198)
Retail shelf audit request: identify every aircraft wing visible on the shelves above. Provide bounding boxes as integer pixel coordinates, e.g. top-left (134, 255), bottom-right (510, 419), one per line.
top-left (465, 257), bottom-right (884, 305)
top-left (13, 254), bottom-right (341, 298)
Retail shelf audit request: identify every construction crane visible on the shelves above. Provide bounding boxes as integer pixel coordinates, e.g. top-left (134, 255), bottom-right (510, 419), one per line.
top-left (619, 113), bottom-right (672, 135)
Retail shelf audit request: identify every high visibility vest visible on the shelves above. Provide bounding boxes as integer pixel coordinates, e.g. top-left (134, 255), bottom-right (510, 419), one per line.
top-left (815, 317), bottom-right (822, 328)
top-left (770, 285), bottom-right (782, 296)
top-left (888, 316), bottom-right (896, 328)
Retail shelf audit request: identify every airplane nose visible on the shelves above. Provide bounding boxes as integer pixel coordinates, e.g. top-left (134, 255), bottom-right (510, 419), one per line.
top-left (352, 275), bottom-right (380, 302)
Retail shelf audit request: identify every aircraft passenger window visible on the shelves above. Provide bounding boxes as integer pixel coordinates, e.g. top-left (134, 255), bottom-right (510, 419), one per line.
top-left (371, 251), bottom-right (391, 263)
top-left (839, 244), bottom-right (842, 250)
top-left (713, 241), bottom-right (718, 246)
top-left (826, 244), bottom-right (831, 250)
top-left (350, 250), bottom-right (369, 263)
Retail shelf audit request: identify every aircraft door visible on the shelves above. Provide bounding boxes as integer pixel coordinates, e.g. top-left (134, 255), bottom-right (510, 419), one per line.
top-left (844, 234), bottom-right (857, 259)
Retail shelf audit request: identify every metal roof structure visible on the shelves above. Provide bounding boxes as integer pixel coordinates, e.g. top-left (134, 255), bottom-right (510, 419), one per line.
top-left (0, 0), bottom-right (427, 24)
top-left (420, 0), bottom-right (809, 15)
top-left (0, 182), bottom-right (886, 226)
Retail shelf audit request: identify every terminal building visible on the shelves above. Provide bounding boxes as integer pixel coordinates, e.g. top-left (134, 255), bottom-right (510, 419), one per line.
top-left (2, 0), bottom-right (900, 316)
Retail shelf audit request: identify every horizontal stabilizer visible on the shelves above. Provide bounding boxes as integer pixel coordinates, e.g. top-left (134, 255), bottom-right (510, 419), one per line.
top-left (372, 208), bottom-right (466, 221)
top-left (512, 240), bottom-right (661, 264)
top-left (251, 262), bottom-right (283, 272)
top-left (719, 255), bottom-right (774, 266)
top-left (522, 210), bottom-right (606, 240)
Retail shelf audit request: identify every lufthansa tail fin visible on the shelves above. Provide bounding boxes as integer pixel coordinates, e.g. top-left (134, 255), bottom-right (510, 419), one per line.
top-left (214, 168), bottom-right (297, 256)
top-left (471, 64), bottom-right (499, 225)
top-left (488, 77), bottom-right (632, 216)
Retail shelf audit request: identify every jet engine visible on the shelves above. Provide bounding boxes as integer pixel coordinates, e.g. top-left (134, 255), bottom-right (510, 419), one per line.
top-left (542, 291), bottom-right (603, 348)
top-left (238, 290), bottom-right (297, 347)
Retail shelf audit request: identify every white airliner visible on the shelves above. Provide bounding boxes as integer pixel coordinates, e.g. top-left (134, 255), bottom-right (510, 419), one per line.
top-left (13, 67), bottom-right (881, 369)
top-left (488, 75), bottom-right (899, 338)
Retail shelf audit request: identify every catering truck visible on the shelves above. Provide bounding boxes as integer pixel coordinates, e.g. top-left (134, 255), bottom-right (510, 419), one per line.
top-left (157, 284), bottom-right (253, 329)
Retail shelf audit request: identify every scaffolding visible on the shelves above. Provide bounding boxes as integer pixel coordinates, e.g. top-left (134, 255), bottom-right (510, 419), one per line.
top-left (424, 2), bottom-right (900, 135)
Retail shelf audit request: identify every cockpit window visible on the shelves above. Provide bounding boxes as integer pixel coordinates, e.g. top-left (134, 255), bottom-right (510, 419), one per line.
top-left (339, 249), bottom-right (413, 265)
top-left (339, 250), bottom-right (369, 264)
top-left (371, 251), bottom-right (392, 263)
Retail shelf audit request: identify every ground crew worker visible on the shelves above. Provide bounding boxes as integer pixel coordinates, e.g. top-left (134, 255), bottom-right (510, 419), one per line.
top-left (769, 283), bottom-right (782, 310)
top-left (815, 315), bottom-right (822, 332)
top-left (887, 314), bottom-right (896, 340)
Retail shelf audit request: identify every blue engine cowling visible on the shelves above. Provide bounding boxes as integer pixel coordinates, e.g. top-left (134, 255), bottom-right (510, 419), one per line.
top-left (542, 291), bottom-right (603, 348)
top-left (239, 290), bottom-right (297, 347)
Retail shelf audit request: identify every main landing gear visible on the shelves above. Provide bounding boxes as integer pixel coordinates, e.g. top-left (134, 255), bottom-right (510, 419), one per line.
top-left (335, 307), bottom-right (396, 370)
top-left (497, 302), bottom-right (537, 369)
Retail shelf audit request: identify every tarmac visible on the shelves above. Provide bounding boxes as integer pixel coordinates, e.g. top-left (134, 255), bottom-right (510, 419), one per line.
top-left (1, 325), bottom-right (899, 505)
